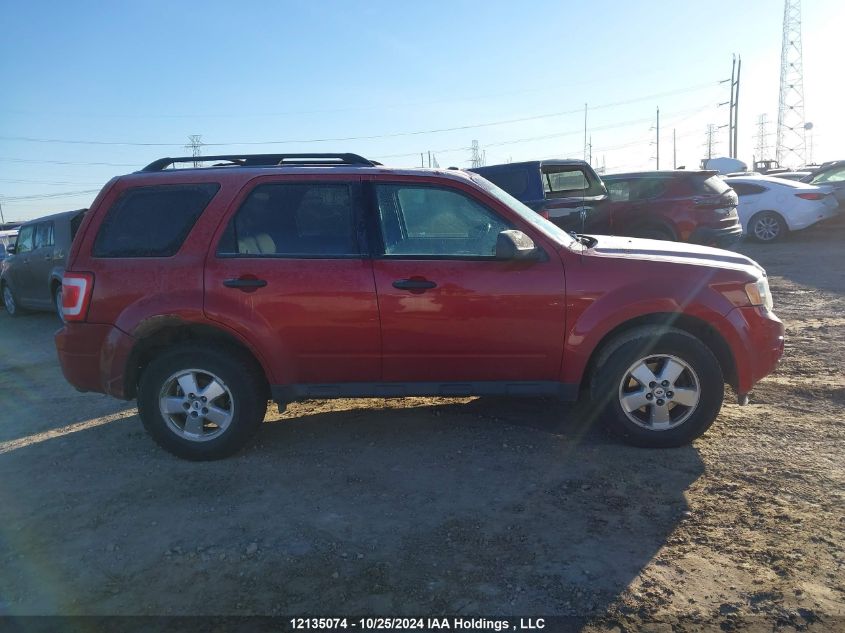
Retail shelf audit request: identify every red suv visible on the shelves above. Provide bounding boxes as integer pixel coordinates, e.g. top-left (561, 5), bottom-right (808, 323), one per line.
top-left (600, 171), bottom-right (743, 247)
top-left (55, 153), bottom-right (784, 460)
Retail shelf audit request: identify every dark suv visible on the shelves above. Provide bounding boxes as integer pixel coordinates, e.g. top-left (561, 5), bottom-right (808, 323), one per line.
top-left (600, 171), bottom-right (743, 247)
top-left (1, 209), bottom-right (86, 319)
top-left (55, 153), bottom-right (783, 460)
top-left (469, 160), bottom-right (607, 230)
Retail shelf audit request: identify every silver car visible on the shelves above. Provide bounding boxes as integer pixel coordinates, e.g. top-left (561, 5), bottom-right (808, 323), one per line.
top-left (1, 209), bottom-right (86, 319)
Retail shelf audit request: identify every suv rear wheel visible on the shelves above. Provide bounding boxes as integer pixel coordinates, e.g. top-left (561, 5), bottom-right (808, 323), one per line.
top-left (137, 345), bottom-right (268, 460)
top-left (591, 326), bottom-right (724, 447)
top-left (2, 283), bottom-right (23, 317)
top-left (54, 286), bottom-right (65, 322)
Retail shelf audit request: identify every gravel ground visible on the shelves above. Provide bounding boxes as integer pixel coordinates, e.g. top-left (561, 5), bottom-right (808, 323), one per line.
top-left (0, 215), bottom-right (843, 631)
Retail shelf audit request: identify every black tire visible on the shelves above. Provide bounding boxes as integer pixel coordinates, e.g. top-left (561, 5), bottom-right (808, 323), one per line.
top-left (2, 282), bottom-right (24, 317)
top-left (54, 286), bottom-right (65, 323)
top-left (590, 326), bottom-right (724, 447)
top-left (137, 345), bottom-right (268, 460)
top-left (748, 211), bottom-right (787, 243)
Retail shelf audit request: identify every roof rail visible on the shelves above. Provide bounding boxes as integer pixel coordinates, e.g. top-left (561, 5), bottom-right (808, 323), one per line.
top-left (140, 153), bottom-right (375, 172)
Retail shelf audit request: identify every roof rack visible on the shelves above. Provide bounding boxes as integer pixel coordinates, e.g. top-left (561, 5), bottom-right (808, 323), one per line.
top-left (140, 153), bottom-right (376, 172)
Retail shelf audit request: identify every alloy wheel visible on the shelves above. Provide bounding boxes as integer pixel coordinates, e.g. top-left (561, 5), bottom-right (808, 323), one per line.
top-left (618, 354), bottom-right (701, 431)
top-left (158, 369), bottom-right (235, 441)
top-left (753, 215), bottom-right (781, 241)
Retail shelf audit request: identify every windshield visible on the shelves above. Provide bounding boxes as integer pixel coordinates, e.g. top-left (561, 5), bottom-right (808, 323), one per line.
top-left (469, 174), bottom-right (577, 247)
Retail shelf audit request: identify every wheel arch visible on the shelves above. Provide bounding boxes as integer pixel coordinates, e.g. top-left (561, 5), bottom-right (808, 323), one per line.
top-left (124, 319), bottom-right (271, 400)
top-left (579, 312), bottom-right (737, 395)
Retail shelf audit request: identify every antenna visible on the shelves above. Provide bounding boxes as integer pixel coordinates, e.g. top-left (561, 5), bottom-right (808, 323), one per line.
top-left (776, 0), bottom-right (807, 167)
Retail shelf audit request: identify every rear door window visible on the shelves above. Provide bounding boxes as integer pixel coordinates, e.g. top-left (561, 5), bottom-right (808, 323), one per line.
top-left (542, 167), bottom-right (589, 197)
top-left (218, 182), bottom-right (361, 257)
top-left (34, 222), bottom-right (54, 249)
top-left (93, 184), bottom-right (219, 257)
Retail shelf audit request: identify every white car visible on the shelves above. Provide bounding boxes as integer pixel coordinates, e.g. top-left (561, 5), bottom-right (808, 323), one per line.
top-left (724, 175), bottom-right (840, 242)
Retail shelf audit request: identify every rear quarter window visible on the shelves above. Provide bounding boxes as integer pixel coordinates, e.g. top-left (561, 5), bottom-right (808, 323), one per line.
top-left (93, 183), bottom-right (219, 257)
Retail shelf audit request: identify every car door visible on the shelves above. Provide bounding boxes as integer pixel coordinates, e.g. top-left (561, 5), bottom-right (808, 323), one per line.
top-left (367, 178), bottom-right (566, 384)
top-left (729, 182), bottom-right (766, 232)
top-left (25, 221), bottom-right (56, 307)
top-left (204, 177), bottom-right (381, 387)
top-left (8, 224), bottom-right (36, 305)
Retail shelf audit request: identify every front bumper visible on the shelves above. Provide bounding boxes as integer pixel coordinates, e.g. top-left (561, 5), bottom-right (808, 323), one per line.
top-left (724, 306), bottom-right (785, 395)
top-left (55, 323), bottom-right (135, 399)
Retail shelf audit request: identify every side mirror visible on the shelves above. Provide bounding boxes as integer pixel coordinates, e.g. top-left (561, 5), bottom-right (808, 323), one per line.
top-left (5, 245), bottom-right (15, 255)
top-left (495, 230), bottom-right (542, 261)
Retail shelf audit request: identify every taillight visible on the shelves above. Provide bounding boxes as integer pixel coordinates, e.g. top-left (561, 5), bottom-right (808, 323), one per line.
top-left (538, 208), bottom-right (550, 220)
top-left (795, 192), bottom-right (825, 200)
top-left (62, 272), bottom-right (94, 322)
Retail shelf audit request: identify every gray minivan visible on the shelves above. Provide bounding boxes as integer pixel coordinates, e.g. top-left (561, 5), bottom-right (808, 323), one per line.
top-left (1, 209), bottom-right (86, 319)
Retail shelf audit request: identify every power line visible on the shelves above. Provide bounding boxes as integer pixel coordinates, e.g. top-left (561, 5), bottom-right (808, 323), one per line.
top-left (0, 81), bottom-right (722, 148)
top-left (0, 157), bottom-right (138, 167)
top-left (0, 189), bottom-right (100, 202)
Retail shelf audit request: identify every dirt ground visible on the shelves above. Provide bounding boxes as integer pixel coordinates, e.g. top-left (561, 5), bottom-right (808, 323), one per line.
top-left (0, 215), bottom-right (843, 632)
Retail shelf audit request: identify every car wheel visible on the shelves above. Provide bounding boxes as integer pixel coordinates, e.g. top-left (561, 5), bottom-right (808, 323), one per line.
top-left (2, 283), bottom-right (23, 317)
top-left (54, 287), bottom-right (65, 323)
top-left (749, 211), bottom-right (787, 243)
top-left (591, 326), bottom-right (724, 447)
top-left (137, 345), bottom-right (268, 460)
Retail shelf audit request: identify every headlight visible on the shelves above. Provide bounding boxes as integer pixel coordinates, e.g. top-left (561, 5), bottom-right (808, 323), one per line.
top-left (745, 277), bottom-right (773, 311)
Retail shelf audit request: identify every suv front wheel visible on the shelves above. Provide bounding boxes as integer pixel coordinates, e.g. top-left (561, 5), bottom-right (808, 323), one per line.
top-left (592, 327), bottom-right (724, 447)
top-left (137, 345), bottom-right (268, 460)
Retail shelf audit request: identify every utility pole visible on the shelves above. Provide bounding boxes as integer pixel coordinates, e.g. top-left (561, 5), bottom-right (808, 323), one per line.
top-left (185, 135), bottom-right (203, 168)
top-left (0, 201), bottom-right (5, 225)
top-left (728, 56), bottom-right (736, 157)
top-left (656, 107), bottom-right (660, 169)
top-left (673, 128), bottom-right (677, 169)
top-left (427, 151), bottom-right (431, 168)
top-left (733, 56), bottom-right (741, 158)
top-left (583, 103), bottom-right (588, 162)
top-left (777, 0), bottom-right (806, 166)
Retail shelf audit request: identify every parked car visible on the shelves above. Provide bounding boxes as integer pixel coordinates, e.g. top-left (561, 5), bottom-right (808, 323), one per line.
top-left (1, 209), bottom-right (87, 319)
top-left (55, 153), bottom-right (783, 460)
top-left (801, 160), bottom-right (845, 207)
top-left (0, 229), bottom-right (19, 262)
top-left (600, 171), bottom-right (743, 248)
top-left (724, 175), bottom-right (839, 242)
top-left (468, 159), bottom-right (607, 231)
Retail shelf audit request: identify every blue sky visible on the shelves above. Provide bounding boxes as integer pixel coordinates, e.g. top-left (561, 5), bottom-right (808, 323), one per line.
top-left (1, 0), bottom-right (842, 220)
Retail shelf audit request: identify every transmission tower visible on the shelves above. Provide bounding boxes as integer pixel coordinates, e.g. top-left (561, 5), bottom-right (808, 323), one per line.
top-left (469, 140), bottom-right (485, 168)
top-left (755, 114), bottom-right (771, 161)
top-left (776, 0), bottom-right (806, 167)
top-left (704, 124), bottom-right (718, 160)
top-left (185, 135), bottom-right (204, 168)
